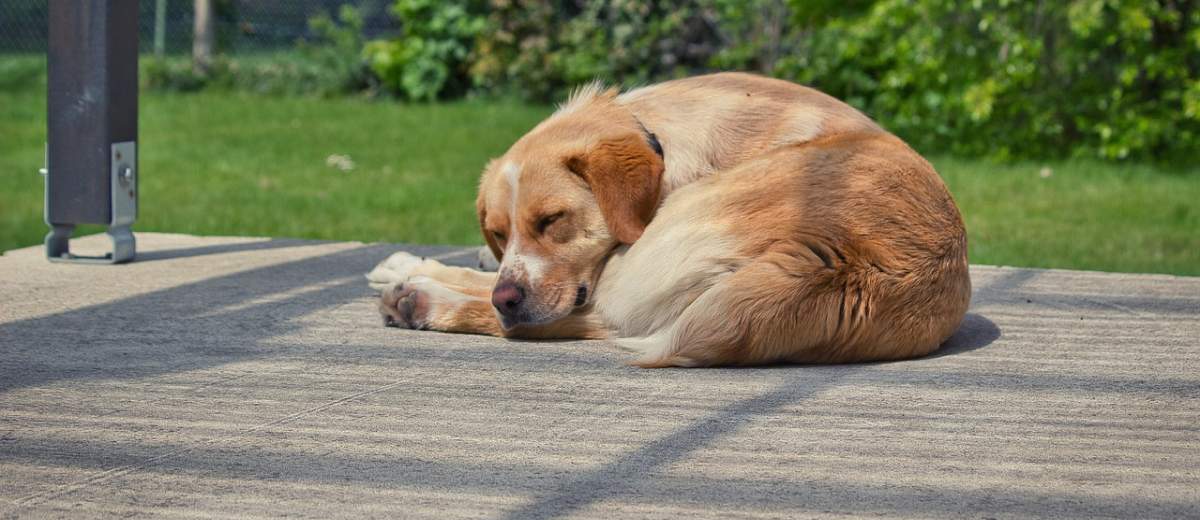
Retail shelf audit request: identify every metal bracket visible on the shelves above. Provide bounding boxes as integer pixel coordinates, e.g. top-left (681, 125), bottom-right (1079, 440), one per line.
top-left (44, 141), bottom-right (137, 264)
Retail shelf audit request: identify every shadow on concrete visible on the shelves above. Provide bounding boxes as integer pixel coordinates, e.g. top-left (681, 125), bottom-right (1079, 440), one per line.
top-left (931, 313), bottom-right (1000, 358)
top-left (133, 238), bottom-right (329, 263)
top-left (971, 267), bottom-right (1199, 315)
top-left (918, 267), bottom-right (1024, 360)
top-left (500, 365), bottom-right (857, 519)
top-left (6, 423), bottom-right (1195, 518)
top-left (0, 243), bottom-right (476, 394)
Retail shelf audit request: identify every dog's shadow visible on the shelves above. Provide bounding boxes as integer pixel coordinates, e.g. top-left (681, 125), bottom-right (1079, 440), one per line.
top-left (930, 312), bottom-right (1000, 358)
top-left (505, 312), bottom-right (1000, 363)
top-left (465, 246), bottom-right (1004, 358)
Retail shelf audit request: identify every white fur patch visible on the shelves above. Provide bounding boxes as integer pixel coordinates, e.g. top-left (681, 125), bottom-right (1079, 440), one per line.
top-left (502, 161), bottom-right (520, 194)
top-left (594, 183), bottom-right (742, 338)
top-left (615, 84), bottom-right (652, 104)
top-left (500, 221), bottom-right (548, 287)
top-left (770, 108), bottom-right (825, 148)
top-left (497, 160), bottom-right (548, 286)
top-left (365, 251), bottom-right (424, 291)
top-left (502, 161), bottom-right (521, 225)
top-left (364, 249), bottom-right (484, 291)
top-left (406, 276), bottom-right (472, 305)
top-left (554, 81), bottom-right (608, 116)
top-left (508, 250), bottom-right (546, 284)
top-left (494, 158), bottom-right (549, 285)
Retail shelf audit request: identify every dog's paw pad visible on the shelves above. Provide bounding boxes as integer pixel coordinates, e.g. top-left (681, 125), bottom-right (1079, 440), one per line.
top-left (379, 278), bottom-right (433, 330)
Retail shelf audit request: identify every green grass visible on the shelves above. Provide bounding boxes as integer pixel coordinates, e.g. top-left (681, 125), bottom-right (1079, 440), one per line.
top-left (2, 56), bottom-right (1197, 275)
top-left (936, 158), bottom-right (1198, 275)
top-left (1, 55), bottom-right (550, 250)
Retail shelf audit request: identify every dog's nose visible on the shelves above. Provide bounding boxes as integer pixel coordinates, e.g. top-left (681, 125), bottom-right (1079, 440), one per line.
top-left (491, 281), bottom-right (525, 317)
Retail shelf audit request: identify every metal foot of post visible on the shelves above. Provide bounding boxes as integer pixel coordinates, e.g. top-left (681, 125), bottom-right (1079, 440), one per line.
top-left (45, 224), bottom-right (136, 264)
top-left (44, 224), bottom-right (73, 260)
top-left (108, 225), bottom-right (135, 263)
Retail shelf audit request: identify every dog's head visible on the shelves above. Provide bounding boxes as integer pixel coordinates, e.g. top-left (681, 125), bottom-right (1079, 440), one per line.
top-left (476, 88), bottom-right (665, 329)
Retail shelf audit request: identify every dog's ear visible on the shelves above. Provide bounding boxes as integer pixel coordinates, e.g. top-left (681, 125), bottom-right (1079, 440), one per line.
top-left (476, 191), bottom-right (503, 262)
top-left (565, 134), bottom-right (665, 244)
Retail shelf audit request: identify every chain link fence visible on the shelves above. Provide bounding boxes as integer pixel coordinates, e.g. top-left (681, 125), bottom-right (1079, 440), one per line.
top-left (0, 0), bottom-right (398, 55)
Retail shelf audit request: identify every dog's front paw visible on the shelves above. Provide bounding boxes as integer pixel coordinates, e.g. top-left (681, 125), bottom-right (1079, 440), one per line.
top-left (379, 277), bottom-right (435, 330)
top-left (366, 251), bottom-right (425, 291)
top-left (477, 246), bottom-right (500, 271)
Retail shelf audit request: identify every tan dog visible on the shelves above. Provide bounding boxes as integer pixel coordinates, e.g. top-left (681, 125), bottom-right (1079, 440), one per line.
top-left (369, 72), bottom-right (970, 367)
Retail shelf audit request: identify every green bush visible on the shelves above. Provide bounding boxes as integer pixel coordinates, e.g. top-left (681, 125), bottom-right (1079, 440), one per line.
top-left (470, 1), bottom-right (729, 100)
top-left (295, 4), bottom-right (373, 96)
top-left (137, 0), bottom-right (1197, 161)
top-left (143, 5), bottom-right (370, 97)
top-left (142, 55), bottom-right (209, 92)
top-left (363, 0), bottom-right (487, 101)
top-left (362, 0), bottom-right (1198, 161)
top-left (775, 0), bottom-right (1200, 161)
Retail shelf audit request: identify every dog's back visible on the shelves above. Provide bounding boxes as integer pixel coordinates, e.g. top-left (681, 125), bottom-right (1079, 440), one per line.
top-left (601, 131), bottom-right (969, 367)
top-left (616, 72), bottom-right (884, 193)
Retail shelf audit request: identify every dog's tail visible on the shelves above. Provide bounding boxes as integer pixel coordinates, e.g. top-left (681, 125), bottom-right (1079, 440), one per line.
top-left (622, 242), bottom-right (970, 368)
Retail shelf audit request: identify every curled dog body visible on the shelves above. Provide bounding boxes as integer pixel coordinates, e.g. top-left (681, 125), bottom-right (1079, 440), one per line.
top-left (371, 72), bottom-right (970, 367)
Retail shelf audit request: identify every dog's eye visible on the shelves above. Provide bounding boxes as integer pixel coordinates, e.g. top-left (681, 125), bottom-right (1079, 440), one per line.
top-left (536, 212), bottom-right (565, 234)
top-left (492, 231), bottom-right (507, 244)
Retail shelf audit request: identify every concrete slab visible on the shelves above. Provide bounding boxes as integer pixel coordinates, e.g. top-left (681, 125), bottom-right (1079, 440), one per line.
top-left (1, 232), bottom-right (1197, 519)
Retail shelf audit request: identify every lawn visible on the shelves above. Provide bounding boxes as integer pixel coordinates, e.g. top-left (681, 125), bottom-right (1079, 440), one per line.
top-left (2, 57), bottom-right (1197, 275)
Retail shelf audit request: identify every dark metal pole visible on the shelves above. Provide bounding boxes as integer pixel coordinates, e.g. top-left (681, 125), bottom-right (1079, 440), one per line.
top-left (44, 0), bottom-right (138, 264)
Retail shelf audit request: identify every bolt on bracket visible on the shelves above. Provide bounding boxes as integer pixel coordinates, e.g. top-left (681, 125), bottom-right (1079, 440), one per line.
top-left (44, 141), bottom-right (137, 264)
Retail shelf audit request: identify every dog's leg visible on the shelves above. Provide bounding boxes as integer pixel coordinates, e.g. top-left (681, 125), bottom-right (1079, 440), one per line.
top-left (379, 276), bottom-right (501, 334)
top-left (379, 274), bottom-right (609, 339)
top-left (367, 251), bottom-right (498, 292)
top-left (619, 252), bottom-right (845, 368)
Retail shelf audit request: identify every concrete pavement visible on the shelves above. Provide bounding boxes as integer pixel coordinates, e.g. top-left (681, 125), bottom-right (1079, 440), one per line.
top-left (1, 232), bottom-right (1197, 519)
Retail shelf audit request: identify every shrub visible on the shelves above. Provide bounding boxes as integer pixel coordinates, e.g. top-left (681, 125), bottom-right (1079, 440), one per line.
top-left (774, 0), bottom-right (1200, 161)
top-left (142, 55), bottom-right (209, 92)
top-left (143, 5), bottom-right (371, 97)
top-left (363, 0), bottom-right (487, 101)
top-left (364, 0), bottom-right (1198, 161)
top-left (470, 1), bottom-right (727, 100)
top-left (140, 0), bottom-right (1197, 161)
top-left (296, 4), bottom-right (373, 96)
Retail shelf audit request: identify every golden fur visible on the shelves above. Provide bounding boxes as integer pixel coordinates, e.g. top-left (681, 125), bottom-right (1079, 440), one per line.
top-left (372, 72), bottom-right (970, 367)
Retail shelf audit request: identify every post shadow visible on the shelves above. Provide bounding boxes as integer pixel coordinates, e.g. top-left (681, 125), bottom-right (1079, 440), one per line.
top-left (0, 244), bottom-right (477, 393)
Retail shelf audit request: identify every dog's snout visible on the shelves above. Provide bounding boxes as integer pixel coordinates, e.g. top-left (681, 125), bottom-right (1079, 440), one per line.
top-left (491, 282), bottom-right (526, 317)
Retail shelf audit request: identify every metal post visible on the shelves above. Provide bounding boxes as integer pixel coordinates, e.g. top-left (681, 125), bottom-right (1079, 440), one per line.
top-left (193, 0), bottom-right (213, 75)
top-left (154, 0), bottom-right (167, 57)
top-left (44, 0), bottom-right (138, 264)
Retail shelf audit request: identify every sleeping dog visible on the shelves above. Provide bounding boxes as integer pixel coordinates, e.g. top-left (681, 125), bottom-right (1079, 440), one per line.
top-left (369, 72), bottom-right (970, 367)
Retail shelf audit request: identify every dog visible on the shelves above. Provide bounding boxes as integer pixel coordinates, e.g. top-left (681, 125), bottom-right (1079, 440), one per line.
top-left (368, 72), bottom-right (970, 367)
